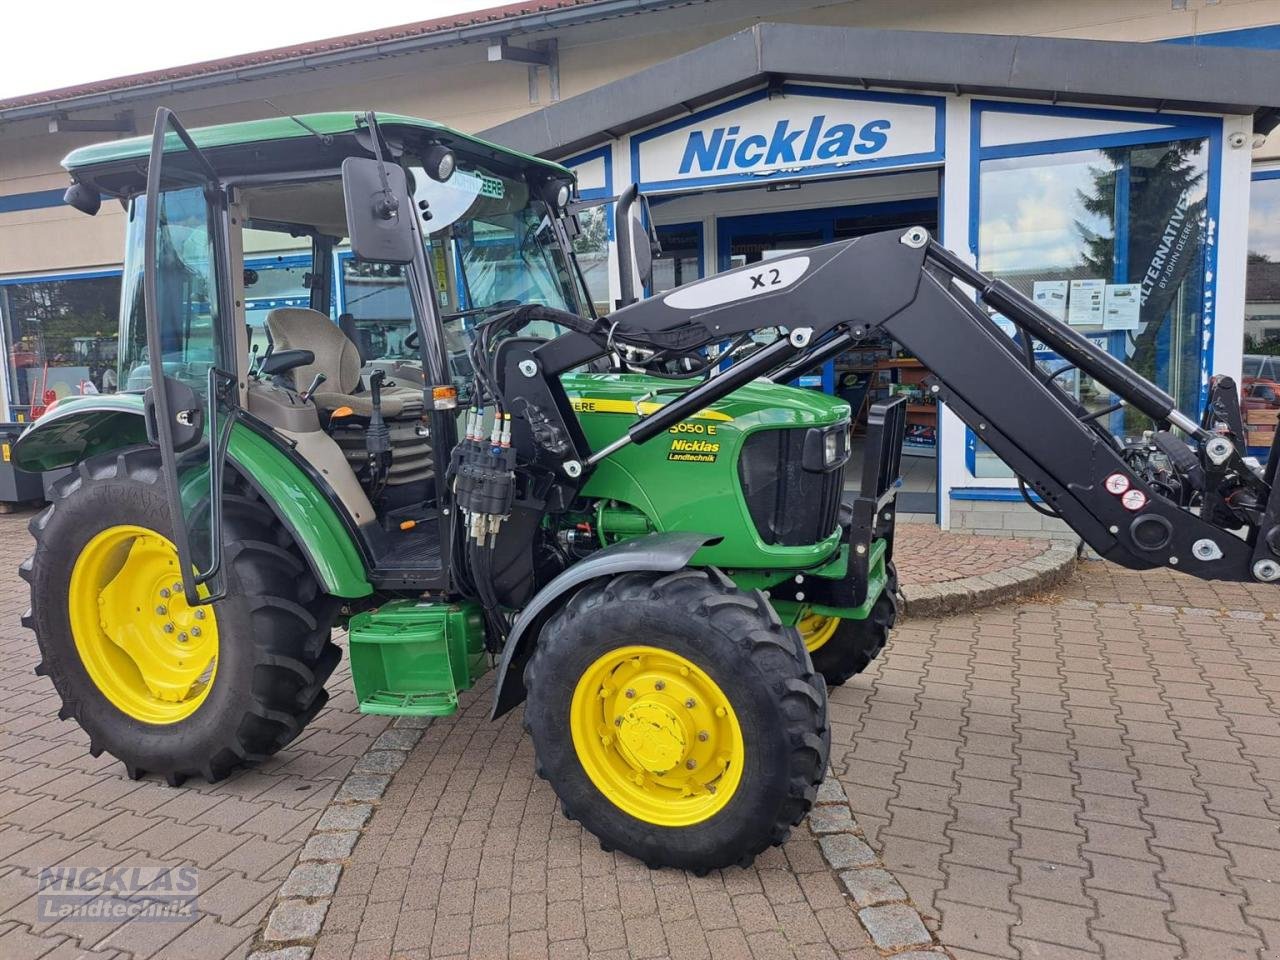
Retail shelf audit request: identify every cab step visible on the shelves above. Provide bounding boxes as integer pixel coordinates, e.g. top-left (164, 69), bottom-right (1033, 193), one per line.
top-left (347, 600), bottom-right (487, 717)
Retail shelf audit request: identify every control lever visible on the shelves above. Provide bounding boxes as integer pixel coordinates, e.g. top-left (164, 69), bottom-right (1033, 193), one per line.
top-left (300, 372), bottom-right (327, 402)
top-left (365, 370), bottom-right (392, 499)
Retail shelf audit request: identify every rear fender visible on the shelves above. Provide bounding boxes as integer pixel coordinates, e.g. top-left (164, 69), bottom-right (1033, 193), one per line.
top-left (13, 396), bottom-right (372, 599)
top-left (490, 531), bottom-right (718, 719)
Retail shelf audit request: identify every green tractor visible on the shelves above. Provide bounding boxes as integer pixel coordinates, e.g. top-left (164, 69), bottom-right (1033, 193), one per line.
top-left (16, 108), bottom-right (900, 871)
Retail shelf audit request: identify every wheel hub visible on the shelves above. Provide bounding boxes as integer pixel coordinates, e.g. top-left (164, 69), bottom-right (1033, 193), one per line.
top-left (570, 645), bottom-right (744, 826)
top-left (797, 611), bottom-right (840, 653)
top-left (69, 525), bottom-right (219, 724)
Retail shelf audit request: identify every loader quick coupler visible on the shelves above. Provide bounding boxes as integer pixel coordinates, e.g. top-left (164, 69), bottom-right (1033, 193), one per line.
top-left (451, 407), bottom-right (517, 546)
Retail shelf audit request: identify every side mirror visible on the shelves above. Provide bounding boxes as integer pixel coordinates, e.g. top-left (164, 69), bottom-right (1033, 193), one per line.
top-left (614, 183), bottom-right (661, 308)
top-left (341, 156), bottom-right (416, 264)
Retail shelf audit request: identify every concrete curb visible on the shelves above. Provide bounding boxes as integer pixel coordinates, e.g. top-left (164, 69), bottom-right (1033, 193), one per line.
top-left (899, 543), bottom-right (1078, 619)
top-left (811, 774), bottom-right (953, 958)
top-left (246, 717), bottom-right (431, 960)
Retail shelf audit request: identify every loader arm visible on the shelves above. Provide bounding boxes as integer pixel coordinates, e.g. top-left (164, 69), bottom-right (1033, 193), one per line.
top-left (492, 226), bottom-right (1279, 586)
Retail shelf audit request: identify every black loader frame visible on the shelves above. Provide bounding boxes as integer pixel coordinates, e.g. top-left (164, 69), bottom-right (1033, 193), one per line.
top-left (483, 226), bottom-right (1280, 587)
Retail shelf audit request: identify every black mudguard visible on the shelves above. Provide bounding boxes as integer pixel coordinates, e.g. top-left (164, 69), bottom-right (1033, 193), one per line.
top-left (489, 531), bottom-right (717, 719)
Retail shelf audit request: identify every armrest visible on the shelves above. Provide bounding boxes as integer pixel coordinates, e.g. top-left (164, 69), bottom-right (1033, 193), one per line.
top-left (259, 349), bottom-right (315, 378)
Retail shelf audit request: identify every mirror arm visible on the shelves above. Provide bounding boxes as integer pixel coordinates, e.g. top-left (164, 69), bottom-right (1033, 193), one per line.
top-left (362, 111), bottom-right (399, 221)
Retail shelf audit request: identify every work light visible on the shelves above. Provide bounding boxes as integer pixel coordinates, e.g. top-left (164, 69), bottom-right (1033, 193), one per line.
top-left (423, 144), bottom-right (455, 182)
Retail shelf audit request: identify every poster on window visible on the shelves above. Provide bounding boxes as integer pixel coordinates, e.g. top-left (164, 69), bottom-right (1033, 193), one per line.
top-left (1103, 283), bottom-right (1142, 331)
top-left (1032, 280), bottom-right (1068, 321)
top-left (1068, 278), bottom-right (1105, 325)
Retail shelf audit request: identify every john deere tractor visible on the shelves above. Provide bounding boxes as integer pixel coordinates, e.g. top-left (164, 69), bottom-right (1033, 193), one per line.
top-left (19, 109), bottom-right (1280, 871)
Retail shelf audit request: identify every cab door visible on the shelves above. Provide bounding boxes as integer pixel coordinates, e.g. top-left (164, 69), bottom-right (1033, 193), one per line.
top-left (141, 108), bottom-right (237, 604)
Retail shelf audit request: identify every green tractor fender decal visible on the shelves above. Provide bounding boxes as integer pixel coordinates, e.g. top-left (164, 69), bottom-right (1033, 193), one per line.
top-left (12, 396), bottom-right (372, 599)
top-left (490, 530), bottom-right (718, 720)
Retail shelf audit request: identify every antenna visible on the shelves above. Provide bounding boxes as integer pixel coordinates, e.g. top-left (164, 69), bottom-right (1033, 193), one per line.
top-left (263, 99), bottom-right (333, 146)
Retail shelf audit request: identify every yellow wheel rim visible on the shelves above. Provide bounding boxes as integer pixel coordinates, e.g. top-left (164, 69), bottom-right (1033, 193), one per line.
top-left (570, 645), bottom-right (744, 827)
top-left (68, 524), bottom-right (219, 724)
top-left (797, 612), bottom-right (841, 653)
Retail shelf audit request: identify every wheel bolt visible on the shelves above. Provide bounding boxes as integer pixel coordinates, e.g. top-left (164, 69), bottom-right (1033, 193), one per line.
top-left (190, 626), bottom-right (201, 637)
top-left (159, 588), bottom-right (170, 599)
top-left (163, 623), bottom-right (175, 634)
top-left (625, 688), bottom-right (636, 699)
top-left (654, 680), bottom-right (665, 691)
top-left (685, 698), bottom-right (696, 708)
top-left (155, 605), bottom-right (167, 616)
top-left (614, 717), bottom-right (622, 727)
top-left (686, 759), bottom-right (697, 770)
top-left (172, 582), bottom-right (182, 593)
top-left (715, 706), bottom-right (727, 718)
top-left (698, 730), bottom-right (709, 742)
top-left (177, 633), bottom-right (188, 643)
top-left (194, 609), bottom-right (205, 621)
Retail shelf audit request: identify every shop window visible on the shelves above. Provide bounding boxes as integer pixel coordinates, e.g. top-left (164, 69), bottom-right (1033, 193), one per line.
top-left (1244, 173), bottom-right (1280, 457)
top-left (0, 273), bottom-right (121, 416)
top-left (571, 206), bottom-right (611, 315)
top-left (974, 136), bottom-right (1211, 477)
top-left (652, 223), bottom-right (703, 293)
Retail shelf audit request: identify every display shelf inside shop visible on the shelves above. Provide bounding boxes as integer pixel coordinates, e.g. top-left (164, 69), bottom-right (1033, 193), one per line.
top-left (883, 356), bottom-right (937, 456)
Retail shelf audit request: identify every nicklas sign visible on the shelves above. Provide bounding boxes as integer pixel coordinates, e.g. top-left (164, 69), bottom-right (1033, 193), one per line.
top-left (678, 115), bottom-right (891, 174)
top-left (633, 87), bottom-right (941, 188)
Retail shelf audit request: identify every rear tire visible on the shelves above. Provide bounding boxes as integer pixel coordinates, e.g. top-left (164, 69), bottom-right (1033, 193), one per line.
top-left (21, 447), bottom-right (340, 784)
top-left (524, 567), bottom-right (829, 872)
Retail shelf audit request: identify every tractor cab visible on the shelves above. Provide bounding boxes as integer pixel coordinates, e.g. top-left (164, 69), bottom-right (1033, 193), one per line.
top-left (61, 109), bottom-right (584, 601)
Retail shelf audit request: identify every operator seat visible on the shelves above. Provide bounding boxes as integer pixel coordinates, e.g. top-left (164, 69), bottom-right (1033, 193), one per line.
top-left (263, 308), bottom-right (422, 418)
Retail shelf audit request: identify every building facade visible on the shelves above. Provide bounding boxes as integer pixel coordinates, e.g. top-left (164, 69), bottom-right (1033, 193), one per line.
top-left (2, 0), bottom-right (1279, 534)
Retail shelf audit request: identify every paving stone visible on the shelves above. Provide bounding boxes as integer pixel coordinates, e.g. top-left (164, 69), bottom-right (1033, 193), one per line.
top-left (334, 775), bottom-right (390, 804)
top-left (818, 833), bottom-right (878, 869)
top-left (858, 903), bottom-right (932, 950)
top-left (266, 899), bottom-right (330, 942)
top-left (301, 830), bottom-right (360, 862)
top-left (315, 804), bottom-right (373, 833)
top-left (248, 948), bottom-right (313, 960)
top-left (839, 867), bottom-right (908, 907)
top-left (807, 804), bottom-right (856, 834)
top-left (370, 729), bottom-right (421, 752)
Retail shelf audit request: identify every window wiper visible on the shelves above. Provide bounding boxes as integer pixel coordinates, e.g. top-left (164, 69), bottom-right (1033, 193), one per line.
top-left (440, 301), bottom-right (521, 322)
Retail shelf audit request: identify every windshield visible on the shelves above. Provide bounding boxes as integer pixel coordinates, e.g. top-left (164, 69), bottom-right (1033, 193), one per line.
top-left (412, 162), bottom-right (585, 322)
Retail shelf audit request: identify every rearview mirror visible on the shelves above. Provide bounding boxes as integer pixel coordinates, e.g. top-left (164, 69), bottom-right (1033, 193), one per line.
top-left (614, 183), bottom-right (661, 308)
top-left (342, 156), bottom-right (416, 264)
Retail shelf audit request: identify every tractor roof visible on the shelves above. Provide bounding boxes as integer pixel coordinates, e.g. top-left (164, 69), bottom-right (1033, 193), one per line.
top-left (62, 111), bottom-right (572, 197)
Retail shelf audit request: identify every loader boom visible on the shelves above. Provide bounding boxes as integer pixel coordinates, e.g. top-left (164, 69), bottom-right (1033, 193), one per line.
top-left (492, 226), bottom-right (1280, 586)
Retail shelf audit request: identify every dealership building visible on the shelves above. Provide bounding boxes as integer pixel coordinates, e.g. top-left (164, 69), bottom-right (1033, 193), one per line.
top-left (2, 0), bottom-right (1279, 533)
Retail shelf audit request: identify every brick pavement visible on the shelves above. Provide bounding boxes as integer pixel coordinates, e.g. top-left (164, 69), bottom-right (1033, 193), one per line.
top-left (0, 513), bottom-right (391, 960)
top-left (298, 673), bottom-right (887, 960)
top-left (829, 561), bottom-right (1280, 960)
top-left (893, 526), bottom-right (1046, 587)
top-left (5, 496), bottom-right (1280, 960)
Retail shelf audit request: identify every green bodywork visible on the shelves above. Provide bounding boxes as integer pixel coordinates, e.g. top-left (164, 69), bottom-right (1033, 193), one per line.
top-left (562, 372), bottom-right (848, 570)
top-left (347, 600), bottom-right (486, 716)
top-left (12, 394), bottom-right (372, 599)
top-left (562, 371), bottom-right (886, 625)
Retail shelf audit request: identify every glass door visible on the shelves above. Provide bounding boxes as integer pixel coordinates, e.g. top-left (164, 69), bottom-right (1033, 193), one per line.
top-left (142, 108), bottom-right (236, 604)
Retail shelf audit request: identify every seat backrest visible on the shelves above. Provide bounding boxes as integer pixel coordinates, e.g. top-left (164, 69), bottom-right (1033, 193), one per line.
top-left (264, 308), bottom-right (362, 395)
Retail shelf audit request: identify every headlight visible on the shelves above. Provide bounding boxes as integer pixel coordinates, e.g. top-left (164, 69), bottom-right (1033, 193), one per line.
top-left (801, 423), bottom-right (850, 472)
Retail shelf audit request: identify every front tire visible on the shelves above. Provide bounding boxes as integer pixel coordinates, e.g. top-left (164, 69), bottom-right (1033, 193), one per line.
top-left (21, 447), bottom-right (340, 785)
top-left (799, 561), bottom-right (899, 688)
top-left (524, 568), bottom-right (829, 872)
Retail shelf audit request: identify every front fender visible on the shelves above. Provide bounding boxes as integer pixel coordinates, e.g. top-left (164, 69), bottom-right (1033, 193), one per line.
top-left (13, 395), bottom-right (372, 599)
top-left (490, 530), bottom-right (718, 719)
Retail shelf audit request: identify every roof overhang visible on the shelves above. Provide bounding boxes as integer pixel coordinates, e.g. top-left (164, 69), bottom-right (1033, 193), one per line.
top-left (480, 22), bottom-right (1280, 159)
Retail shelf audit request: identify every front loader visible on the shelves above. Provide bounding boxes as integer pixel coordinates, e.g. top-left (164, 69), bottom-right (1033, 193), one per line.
top-left (15, 108), bottom-right (1278, 873)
